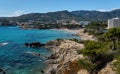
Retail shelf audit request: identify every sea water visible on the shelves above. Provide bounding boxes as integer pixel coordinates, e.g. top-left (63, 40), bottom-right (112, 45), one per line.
top-left (0, 26), bottom-right (78, 74)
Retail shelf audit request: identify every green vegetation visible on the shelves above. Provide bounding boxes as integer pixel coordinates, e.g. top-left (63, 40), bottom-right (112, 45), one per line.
top-left (20, 22), bottom-right (82, 29)
top-left (84, 21), bottom-right (107, 37)
top-left (78, 59), bottom-right (93, 71)
top-left (112, 41), bottom-right (120, 74)
top-left (46, 38), bottom-right (63, 46)
top-left (113, 55), bottom-right (120, 74)
top-left (77, 27), bottom-right (120, 74)
top-left (103, 28), bottom-right (120, 50)
top-left (69, 38), bottom-right (84, 43)
top-left (0, 19), bottom-right (17, 26)
top-left (79, 41), bottom-right (113, 74)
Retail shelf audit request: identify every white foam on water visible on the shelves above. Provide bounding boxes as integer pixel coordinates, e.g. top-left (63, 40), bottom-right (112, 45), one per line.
top-left (38, 59), bottom-right (42, 62)
top-left (25, 51), bottom-right (33, 54)
top-left (0, 42), bottom-right (9, 46)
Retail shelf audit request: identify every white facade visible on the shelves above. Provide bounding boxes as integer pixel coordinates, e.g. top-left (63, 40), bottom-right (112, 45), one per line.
top-left (79, 21), bottom-right (90, 27)
top-left (70, 20), bottom-right (78, 24)
top-left (108, 18), bottom-right (120, 29)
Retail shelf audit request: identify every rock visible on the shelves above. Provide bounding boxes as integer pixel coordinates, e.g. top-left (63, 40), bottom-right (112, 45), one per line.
top-left (45, 39), bottom-right (85, 74)
top-left (25, 42), bottom-right (45, 48)
top-left (25, 43), bottom-right (29, 46)
top-left (47, 53), bottom-right (59, 60)
top-left (77, 69), bottom-right (89, 74)
top-left (98, 60), bottom-right (116, 74)
top-left (25, 51), bottom-right (48, 58)
top-left (0, 68), bottom-right (6, 74)
top-left (50, 69), bottom-right (56, 74)
top-left (40, 70), bottom-right (45, 73)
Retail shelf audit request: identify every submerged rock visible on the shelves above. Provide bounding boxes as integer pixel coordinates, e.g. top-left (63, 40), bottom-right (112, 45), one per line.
top-left (0, 68), bottom-right (6, 74)
top-left (25, 42), bottom-right (45, 48)
top-left (40, 70), bottom-right (45, 73)
top-left (25, 51), bottom-right (48, 59)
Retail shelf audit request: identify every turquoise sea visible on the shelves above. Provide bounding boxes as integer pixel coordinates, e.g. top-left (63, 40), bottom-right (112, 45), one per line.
top-left (0, 26), bottom-right (78, 74)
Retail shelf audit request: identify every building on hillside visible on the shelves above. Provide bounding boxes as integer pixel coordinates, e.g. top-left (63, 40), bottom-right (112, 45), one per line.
top-left (57, 20), bottom-right (67, 25)
top-left (70, 20), bottom-right (78, 24)
top-left (79, 21), bottom-right (90, 27)
top-left (108, 17), bottom-right (120, 29)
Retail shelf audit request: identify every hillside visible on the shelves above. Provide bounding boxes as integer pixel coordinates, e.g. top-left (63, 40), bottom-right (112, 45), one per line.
top-left (0, 9), bottom-right (120, 22)
top-left (0, 10), bottom-right (79, 23)
top-left (71, 9), bottom-right (120, 21)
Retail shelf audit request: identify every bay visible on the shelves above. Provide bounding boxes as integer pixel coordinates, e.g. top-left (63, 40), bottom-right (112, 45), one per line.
top-left (0, 26), bottom-right (78, 74)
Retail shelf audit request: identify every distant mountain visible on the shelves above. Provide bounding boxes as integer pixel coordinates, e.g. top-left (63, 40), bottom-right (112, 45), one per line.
top-left (0, 9), bottom-right (120, 22)
top-left (71, 9), bottom-right (120, 21)
top-left (0, 10), bottom-right (79, 22)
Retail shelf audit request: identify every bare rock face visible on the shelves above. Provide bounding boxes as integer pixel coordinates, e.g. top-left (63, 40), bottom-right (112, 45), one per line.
top-left (98, 60), bottom-right (116, 74)
top-left (77, 69), bottom-right (89, 74)
top-left (77, 60), bottom-right (116, 74)
top-left (45, 39), bottom-right (85, 74)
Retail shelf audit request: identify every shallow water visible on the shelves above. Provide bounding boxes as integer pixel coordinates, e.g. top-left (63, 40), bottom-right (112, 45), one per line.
top-left (0, 26), bottom-right (78, 74)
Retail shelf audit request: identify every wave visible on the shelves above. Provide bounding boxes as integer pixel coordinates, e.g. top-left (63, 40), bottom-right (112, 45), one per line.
top-left (25, 51), bottom-right (47, 59)
top-left (25, 51), bottom-right (40, 56)
top-left (25, 51), bottom-right (33, 54)
top-left (0, 42), bottom-right (9, 46)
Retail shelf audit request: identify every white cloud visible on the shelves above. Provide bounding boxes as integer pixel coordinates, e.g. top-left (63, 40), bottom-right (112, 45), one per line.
top-left (0, 10), bottom-right (26, 17)
top-left (98, 8), bottom-right (119, 12)
top-left (98, 9), bottom-right (110, 12)
top-left (0, 10), bottom-right (25, 17)
top-left (11, 10), bottom-right (24, 17)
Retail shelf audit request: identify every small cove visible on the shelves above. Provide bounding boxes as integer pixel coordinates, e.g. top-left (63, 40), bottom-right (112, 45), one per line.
top-left (0, 26), bottom-right (79, 74)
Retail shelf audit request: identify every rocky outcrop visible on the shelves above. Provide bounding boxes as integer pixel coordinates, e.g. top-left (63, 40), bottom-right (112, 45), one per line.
top-left (25, 51), bottom-right (48, 59)
top-left (25, 42), bottom-right (45, 48)
top-left (78, 69), bottom-right (89, 74)
top-left (45, 39), bottom-right (117, 74)
top-left (98, 60), bottom-right (116, 74)
top-left (45, 39), bottom-right (84, 74)
top-left (0, 68), bottom-right (6, 74)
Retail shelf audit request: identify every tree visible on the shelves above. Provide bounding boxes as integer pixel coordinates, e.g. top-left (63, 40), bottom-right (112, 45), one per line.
top-left (79, 41), bottom-right (113, 74)
top-left (1, 19), bottom-right (10, 26)
top-left (78, 27), bottom-right (120, 74)
top-left (103, 27), bottom-right (120, 50)
top-left (84, 22), bottom-right (107, 36)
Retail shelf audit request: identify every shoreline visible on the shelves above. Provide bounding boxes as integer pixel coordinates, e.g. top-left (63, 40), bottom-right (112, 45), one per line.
top-left (44, 28), bottom-right (95, 74)
top-left (13, 26), bottom-right (94, 41)
top-left (20, 28), bottom-right (95, 73)
top-left (53, 28), bottom-right (95, 41)
top-left (44, 39), bottom-right (85, 74)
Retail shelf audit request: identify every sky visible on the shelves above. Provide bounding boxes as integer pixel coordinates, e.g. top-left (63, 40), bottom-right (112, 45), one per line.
top-left (0, 0), bottom-right (120, 17)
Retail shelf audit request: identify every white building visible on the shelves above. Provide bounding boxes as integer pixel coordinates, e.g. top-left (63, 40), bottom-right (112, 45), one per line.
top-left (108, 17), bottom-right (120, 29)
top-left (57, 20), bottom-right (67, 25)
top-left (79, 21), bottom-right (90, 27)
top-left (70, 20), bottom-right (78, 24)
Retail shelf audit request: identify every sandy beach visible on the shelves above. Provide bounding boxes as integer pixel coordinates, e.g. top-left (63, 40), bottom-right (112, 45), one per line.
top-left (55, 28), bottom-right (95, 41)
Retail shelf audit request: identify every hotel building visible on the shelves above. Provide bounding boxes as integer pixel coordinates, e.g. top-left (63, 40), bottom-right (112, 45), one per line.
top-left (108, 17), bottom-right (120, 29)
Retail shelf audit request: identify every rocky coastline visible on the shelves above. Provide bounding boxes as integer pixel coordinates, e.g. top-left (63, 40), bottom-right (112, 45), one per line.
top-left (24, 29), bottom-right (115, 74)
top-left (25, 29), bottom-right (115, 74)
top-left (43, 29), bottom-right (115, 74)
top-left (25, 42), bottom-right (45, 48)
top-left (24, 28), bottom-right (94, 74)
top-left (44, 39), bottom-right (85, 74)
